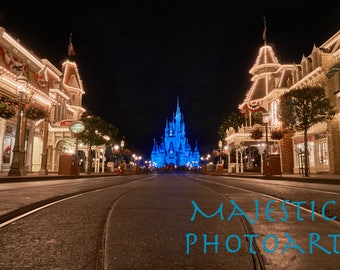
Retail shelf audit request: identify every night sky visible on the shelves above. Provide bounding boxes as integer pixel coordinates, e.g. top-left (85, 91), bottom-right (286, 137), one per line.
top-left (1, 1), bottom-right (339, 158)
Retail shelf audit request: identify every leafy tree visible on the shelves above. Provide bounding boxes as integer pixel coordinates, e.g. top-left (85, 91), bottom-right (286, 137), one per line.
top-left (218, 109), bottom-right (244, 139)
top-left (279, 85), bottom-right (335, 177)
top-left (78, 111), bottom-right (119, 173)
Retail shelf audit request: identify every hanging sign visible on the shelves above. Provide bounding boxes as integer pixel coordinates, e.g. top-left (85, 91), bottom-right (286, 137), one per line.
top-left (69, 121), bottom-right (85, 134)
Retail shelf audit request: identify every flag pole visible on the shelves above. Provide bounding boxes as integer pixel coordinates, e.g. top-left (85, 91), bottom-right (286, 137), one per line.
top-left (262, 17), bottom-right (267, 45)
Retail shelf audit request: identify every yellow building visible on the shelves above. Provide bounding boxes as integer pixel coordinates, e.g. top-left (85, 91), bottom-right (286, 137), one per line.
top-left (225, 29), bottom-right (340, 175)
top-left (0, 27), bottom-right (85, 174)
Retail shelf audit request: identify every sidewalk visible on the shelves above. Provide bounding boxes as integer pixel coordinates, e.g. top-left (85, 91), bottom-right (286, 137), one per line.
top-left (0, 171), bottom-right (119, 183)
top-left (211, 170), bottom-right (340, 184)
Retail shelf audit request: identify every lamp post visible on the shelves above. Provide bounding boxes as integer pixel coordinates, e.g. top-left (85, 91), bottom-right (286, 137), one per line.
top-left (262, 113), bottom-right (270, 158)
top-left (262, 112), bottom-right (270, 175)
top-left (113, 144), bottom-right (119, 170)
top-left (217, 140), bottom-right (223, 175)
top-left (18, 107), bottom-right (28, 175)
top-left (218, 140), bottom-right (222, 164)
top-left (120, 139), bottom-right (125, 150)
top-left (120, 138), bottom-right (125, 168)
top-left (69, 121), bottom-right (85, 176)
top-left (8, 72), bottom-right (28, 176)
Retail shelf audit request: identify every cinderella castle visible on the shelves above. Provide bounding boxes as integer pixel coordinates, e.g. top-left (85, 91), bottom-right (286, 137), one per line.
top-left (151, 97), bottom-right (201, 169)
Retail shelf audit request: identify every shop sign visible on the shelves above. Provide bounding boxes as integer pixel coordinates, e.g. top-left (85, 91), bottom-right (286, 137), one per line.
top-left (60, 119), bottom-right (73, 127)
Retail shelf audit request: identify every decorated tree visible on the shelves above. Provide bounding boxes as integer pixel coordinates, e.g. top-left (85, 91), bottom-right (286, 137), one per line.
top-left (78, 111), bottom-right (119, 173)
top-left (279, 85), bottom-right (335, 177)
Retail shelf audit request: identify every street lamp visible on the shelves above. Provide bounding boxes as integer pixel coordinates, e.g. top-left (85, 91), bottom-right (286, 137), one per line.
top-left (218, 139), bottom-right (222, 164)
top-left (113, 144), bottom-right (119, 169)
top-left (120, 138), bottom-right (125, 167)
top-left (8, 72), bottom-right (28, 176)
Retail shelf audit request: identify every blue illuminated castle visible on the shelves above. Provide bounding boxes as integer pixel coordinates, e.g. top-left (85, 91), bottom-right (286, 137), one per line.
top-left (151, 97), bottom-right (200, 168)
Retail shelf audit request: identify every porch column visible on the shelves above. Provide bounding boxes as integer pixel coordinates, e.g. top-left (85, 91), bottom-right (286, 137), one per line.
top-left (235, 144), bottom-right (239, 173)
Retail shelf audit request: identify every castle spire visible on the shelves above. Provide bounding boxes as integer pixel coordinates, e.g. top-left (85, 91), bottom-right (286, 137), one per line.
top-left (176, 96), bottom-right (181, 116)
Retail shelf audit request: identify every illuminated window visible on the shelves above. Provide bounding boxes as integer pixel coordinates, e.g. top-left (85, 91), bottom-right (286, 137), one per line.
top-left (271, 101), bottom-right (279, 126)
top-left (317, 142), bottom-right (328, 165)
top-left (296, 142), bottom-right (315, 167)
top-left (3, 136), bottom-right (12, 164)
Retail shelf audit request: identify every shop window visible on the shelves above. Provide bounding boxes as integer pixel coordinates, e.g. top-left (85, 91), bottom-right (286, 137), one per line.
top-left (295, 142), bottom-right (315, 170)
top-left (3, 137), bottom-right (12, 163)
top-left (317, 142), bottom-right (328, 165)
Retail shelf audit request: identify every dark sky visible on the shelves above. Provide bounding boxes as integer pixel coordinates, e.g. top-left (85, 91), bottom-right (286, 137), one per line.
top-left (1, 1), bottom-right (339, 158)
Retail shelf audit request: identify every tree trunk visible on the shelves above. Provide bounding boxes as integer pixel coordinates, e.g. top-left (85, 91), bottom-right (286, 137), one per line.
top-left (304, 129), bottom-right (309, 177)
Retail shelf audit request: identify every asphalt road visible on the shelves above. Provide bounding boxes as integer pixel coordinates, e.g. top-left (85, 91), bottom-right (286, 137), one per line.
top-left (0, 173), bottom-right (339, 269)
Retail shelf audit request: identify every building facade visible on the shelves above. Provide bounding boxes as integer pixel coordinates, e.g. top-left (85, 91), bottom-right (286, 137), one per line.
top-left (151, 97), bottom-right (200, 168)
top-left (224, 29), bottom-right (340, 175)
top-left (0, 27), bottom-right (86, 174)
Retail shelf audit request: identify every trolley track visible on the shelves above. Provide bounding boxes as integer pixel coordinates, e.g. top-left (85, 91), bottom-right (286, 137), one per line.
top-left (185, 176), bottom-right (269, 270)
top-left (0, 175), bottom-right (155, 228)
top-left (0, 175), bottom-right (155, 269)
